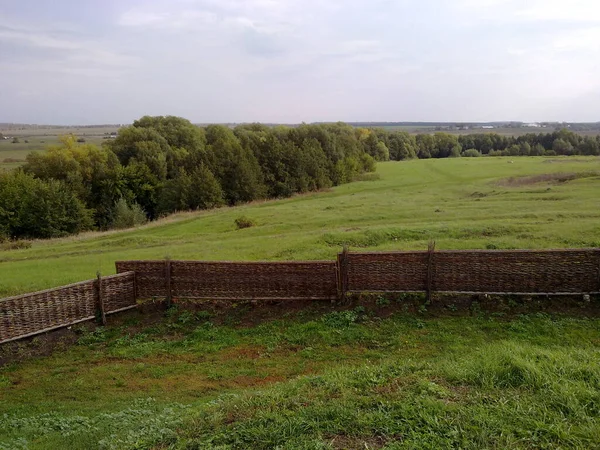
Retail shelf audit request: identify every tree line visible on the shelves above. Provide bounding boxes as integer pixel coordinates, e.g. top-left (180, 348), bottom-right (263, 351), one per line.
top-left (1, 117), bottom-right (597, 241)
top-left (373, 128), bottom-right (600, 159)
top-left (0, 117), bottom-right (376, 240)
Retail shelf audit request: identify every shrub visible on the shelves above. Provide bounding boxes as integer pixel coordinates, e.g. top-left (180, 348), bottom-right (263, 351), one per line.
top-left (462, 149), bottom-right (481, 157)
top-left (234, 216), bottom-right (256, 230)
top-left (111, 198), bottom-right (147, 229)
top-left (11, 137), bottom-right (20, 144)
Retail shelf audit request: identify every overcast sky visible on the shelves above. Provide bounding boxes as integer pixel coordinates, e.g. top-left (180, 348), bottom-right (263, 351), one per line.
top-left (1, 0), bottom-right (599, 125)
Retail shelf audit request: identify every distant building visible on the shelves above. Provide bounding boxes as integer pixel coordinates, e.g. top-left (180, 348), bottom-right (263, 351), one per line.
top-left (481, 126), bottom-right (494, 129)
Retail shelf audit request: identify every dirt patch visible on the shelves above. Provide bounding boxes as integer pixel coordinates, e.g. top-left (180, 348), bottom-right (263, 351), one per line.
top-left (497, 171), bottom-right (600, 187)
top-left (0, 322), bottom-right (95, 366)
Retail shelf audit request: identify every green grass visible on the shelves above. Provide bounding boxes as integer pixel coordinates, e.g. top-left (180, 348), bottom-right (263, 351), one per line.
top-left (2, 156), bottom-right (600, 448)
top-left (2, 156), bottom-right (600, 297)
top-left (1, 307), bottom-right (599, 449)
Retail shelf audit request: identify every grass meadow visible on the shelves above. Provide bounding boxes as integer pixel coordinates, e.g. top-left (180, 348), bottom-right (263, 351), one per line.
top-left (1, 156), bottom-right (600, 449)
top-left (1, 156), bottom-right (599, 297)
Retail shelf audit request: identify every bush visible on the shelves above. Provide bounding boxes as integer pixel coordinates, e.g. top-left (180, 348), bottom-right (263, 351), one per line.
top-left (234, 216), bottom-right (256, 229)
top-left (462, 149), bottom-right (481, 157)
top-left (11, 137), bottom-right (19, 144)
top-left (111, 198), bottom-right (147, 229)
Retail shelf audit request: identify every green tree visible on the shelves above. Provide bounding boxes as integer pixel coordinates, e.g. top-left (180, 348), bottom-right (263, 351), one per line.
top-left (552, 138), bottom-right (574, 155)
top-left (416, 134), bottom-right (435, 159)
top-left (388, 132), bottom-right (417, 160)
top-left (0, 171), bottom-right (93, 239)
top-left (25, 135), bottom-right (123, 228)
top-left (204, 125), bottom-right (266, 204)
top-left (111, 198), bottom-right (147, 229)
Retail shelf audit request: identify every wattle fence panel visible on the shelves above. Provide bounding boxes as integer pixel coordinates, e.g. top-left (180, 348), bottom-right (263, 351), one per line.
top-left (0, 280), bottom-right (96, 343)
top-left (344, 251), bottom-right (429, 292)
top-left (102, 272), bottom-right (138, 314)
top-left (345, 249), bottom-right (600, 295)
top-left (116, 260), bottom-right (338, 300)
top-left (0, 272), bottom-right (136, 344)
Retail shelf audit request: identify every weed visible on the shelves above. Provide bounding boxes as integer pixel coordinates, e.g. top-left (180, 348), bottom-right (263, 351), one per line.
top-left (78, 328), bottom-right (108, 345)
top-left (321, 308), bottom-right (365, 328)
top-left (376, 296), bottom-right (391, 307)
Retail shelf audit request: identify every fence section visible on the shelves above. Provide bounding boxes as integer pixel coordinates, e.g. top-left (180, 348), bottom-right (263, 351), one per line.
top-left (344, 251), bottom-right (430, 293)
top-left (102, 272), bottom-right (137, 314)
top-left (116, 260), bottom-right (339, 300)
top-left (345, 249), bottom-right (600, 295)
top-left (3, 249), bottom-right (600, 345)
top-left (0, 272), bottom-right (137, 344)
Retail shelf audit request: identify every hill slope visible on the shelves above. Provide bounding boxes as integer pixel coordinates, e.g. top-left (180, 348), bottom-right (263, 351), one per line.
top-left (2, 156), bottom-right (600, 297)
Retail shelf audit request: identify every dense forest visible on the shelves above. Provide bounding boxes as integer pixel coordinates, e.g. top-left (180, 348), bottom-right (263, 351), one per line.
top-left (375, 128), bottom-right (600, 159)
top-left (1, 116), bottom-right (598, 240)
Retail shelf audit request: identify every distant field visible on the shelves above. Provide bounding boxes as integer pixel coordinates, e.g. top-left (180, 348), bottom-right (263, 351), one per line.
top-left (376, 125), bottom-right (600, 136)
top-left (0, 127), bottom-right (113, 169)
top-left (2, 156), bottom-right (599, 297)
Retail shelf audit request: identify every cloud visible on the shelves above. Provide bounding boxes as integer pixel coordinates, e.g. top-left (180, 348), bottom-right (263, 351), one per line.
top-left (457, 0), bottom-right (600, 23)
top-left (0, 22), bottom-right (138, 80)
top-left (118, 9), bottom-right (218, 29)
top-left (1, 0), bottom-right (599, 123)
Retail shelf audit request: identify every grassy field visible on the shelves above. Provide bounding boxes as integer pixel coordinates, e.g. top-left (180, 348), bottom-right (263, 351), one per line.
top-left (2, 156), bottom-right (600, 449)
top-left (2, 156), bottom-right (600, 297)
top-left (0, 127), bottom-right (112, 170)
top-left (1, 303), bottom-right (599, 449)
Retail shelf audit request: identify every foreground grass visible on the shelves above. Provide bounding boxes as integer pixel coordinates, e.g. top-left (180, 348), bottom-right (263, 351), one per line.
top-left (1, 305), bottom-right (599, 449)
top-left (2, 156), bottom-right (600, 297)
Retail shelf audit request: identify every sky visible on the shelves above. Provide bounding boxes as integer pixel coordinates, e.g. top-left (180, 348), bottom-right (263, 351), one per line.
top-left (1, 0), bottom-right (599, 125)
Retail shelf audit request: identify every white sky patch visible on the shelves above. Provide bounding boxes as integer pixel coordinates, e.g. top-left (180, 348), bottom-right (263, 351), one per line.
top-left (1, 0), bottom-right (599, 123)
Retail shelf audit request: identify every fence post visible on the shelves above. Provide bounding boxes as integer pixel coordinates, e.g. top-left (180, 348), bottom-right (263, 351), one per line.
top-left (426, 240), bottom-right (436, 304)
top-left (597, 249), bottom-right (600, 293)
top-left (165, 258), bottom-right (172, 308)
top-left (95, 271), bottom-right (107, 325)
top-left (337, 245), bottom-right (349, 303)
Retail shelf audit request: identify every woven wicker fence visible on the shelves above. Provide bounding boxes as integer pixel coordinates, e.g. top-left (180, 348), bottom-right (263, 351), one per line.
top-left (0, 272), bottom-right (136, 344)
top-left (116, 260), bottom-right (338, 301)
top-left (343, 249), bottom-right (600, 296)
top-left (3, 249), bottom-right (599, 345)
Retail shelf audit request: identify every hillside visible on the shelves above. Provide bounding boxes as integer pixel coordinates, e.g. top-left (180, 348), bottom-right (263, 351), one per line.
top-left (2, 156), bottom-right (600, 297)
top-left (1, 156), bottom-right (600, 449)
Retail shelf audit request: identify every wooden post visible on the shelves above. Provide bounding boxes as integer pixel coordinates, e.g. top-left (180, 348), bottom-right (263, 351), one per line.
top-left (132, 270), bottom-right (138, 301)
top-left (426, 240), bottom-right (436, 304)
top-left (165, 258), bottom-right (172, 308)
top-left (95, 271), bottom-right (107, 325)
top-left (597, 249), bottom-right (600, 293)
top-left (337, 245), bottom-right (349, 303)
